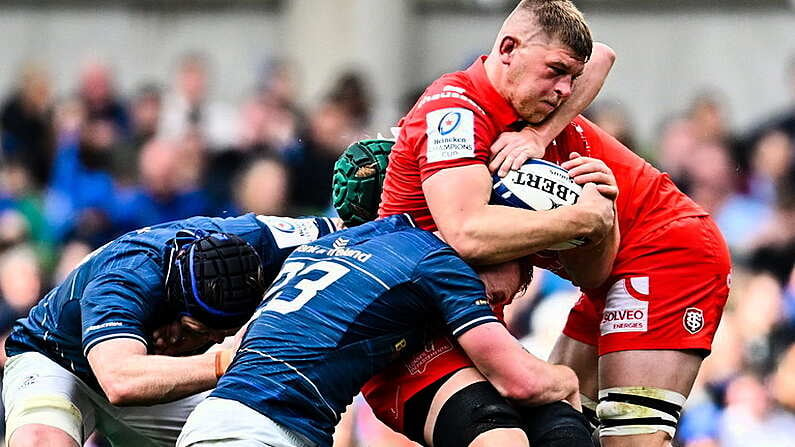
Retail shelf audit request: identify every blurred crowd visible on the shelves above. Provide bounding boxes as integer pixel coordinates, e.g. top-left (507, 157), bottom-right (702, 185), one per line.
top-left (1, 50), bottom-right (794, 446)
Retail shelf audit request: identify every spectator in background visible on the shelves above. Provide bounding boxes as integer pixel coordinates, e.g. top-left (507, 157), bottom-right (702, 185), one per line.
top-left (686, 141), bottom-right (771, 253)
top-left (130, 84), bottom-right (162, 147)
top-left (689, 90), bottom-right (748, 177)
top-left (236, 96), bottom-right (297, 155)
top-left (0, 63), bottom-right (55, 187)
top-left (44, 117), bottom-right (121, 246)
top-left (232, 156), bottom-right (289, 216)
top-left (159, 52), bottom-right (236, 150)
top-left (114, 137), bottom-right (212, 231)
top-left (747, 178), bottom-right (795, 288)
top-left (258, 58), bottom-right (303, 120)
top-left (286, 97), bottom-right (361, 214)
top-left (115, 83), bottom-right (163, 186)
top-left (747, 129), bottom-right (794, 204)
top-left (0, 162), bottom-right (47, 248)
top-left (0, 245), bottom-right (43, 363)
top-left (584, 99), bottom-right (637, 153)
top-left (658, 90), bottom-right (746, 189)
top-left (328, 70), bottom-right (373, 129)
top-left (657, 116), bottom-right (697, 186)
top-left (718, 373), bottom-right (795, 447)
top-left (203, 79), bottom-right (300, 212)
top-left (77, 59), bottom-right (130, 140)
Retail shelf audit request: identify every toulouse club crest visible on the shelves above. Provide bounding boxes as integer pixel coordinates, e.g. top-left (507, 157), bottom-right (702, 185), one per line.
top-left (683, 307), bottom-right (704, 334)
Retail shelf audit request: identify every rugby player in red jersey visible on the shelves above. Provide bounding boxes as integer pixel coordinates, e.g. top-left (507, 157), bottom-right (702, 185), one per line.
top-left (349, 0), bottom-right (730, 446)
top-left (354, 1), bottom-right (623, 447)
top-left (488, 116), bottom-right (731, 447)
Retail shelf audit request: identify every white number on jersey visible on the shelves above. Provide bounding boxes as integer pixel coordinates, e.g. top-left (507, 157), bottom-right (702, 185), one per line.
top-left (263, 261), bottom-right (350, 315)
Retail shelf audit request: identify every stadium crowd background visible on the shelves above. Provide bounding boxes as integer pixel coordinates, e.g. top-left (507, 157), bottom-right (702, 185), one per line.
top-left (0, 1), bottom-right (794, 445)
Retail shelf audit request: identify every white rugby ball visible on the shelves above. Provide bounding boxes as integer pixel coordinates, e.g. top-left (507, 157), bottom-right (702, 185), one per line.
top-left (491, 159), bottom-right (586, 250)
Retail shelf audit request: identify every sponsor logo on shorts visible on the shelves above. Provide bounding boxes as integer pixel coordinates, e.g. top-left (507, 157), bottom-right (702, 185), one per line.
top-left (683, 307), bottom-right (704, 334)
top-left (600, 278), bottom-right (649, 335)
top-left (20, 374), bottom-right (39, 390)
top-left (404, 337), bottom-right (454, 375)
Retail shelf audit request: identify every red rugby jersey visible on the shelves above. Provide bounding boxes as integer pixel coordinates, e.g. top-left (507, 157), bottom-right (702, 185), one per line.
top-left (379, 56), bottom-right (708, 267)
top-left (379, 56), bottom-right (521, 231)
top-left (532, 116), bottom-right (709, 278)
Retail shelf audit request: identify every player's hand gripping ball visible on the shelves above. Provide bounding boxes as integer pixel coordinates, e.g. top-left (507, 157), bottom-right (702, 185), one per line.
top-left (491, 159), bottom-right (586, 250)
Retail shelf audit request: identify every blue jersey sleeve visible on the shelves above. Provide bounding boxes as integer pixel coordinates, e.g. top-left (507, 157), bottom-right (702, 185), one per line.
top-left (81, 265), bottom-right (162, 356)
top-left (254, 215), bottom-right (334, 261)
top-left (412, 249), bottom-right (498, 337)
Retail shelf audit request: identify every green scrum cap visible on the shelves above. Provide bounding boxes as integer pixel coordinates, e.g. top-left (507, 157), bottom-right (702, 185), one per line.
top-left (332, 138), bottom-right (394, 227)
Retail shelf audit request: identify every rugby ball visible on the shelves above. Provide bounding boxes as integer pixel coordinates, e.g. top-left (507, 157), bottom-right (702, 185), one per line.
top-left (491, 159), bottom-right (586, 250)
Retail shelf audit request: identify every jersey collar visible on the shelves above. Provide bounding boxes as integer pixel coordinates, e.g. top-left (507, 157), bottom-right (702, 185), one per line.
top-left (463, 56), bottom-right (523, 130)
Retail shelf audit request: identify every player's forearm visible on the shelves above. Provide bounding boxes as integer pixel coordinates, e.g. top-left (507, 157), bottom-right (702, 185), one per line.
top-left (558, 213), bottom-right (620, 288)
top-left (100, 351), bottom-right (218, 406)
top-left (508, 364), bottom-right (580, 407)
top-left (451, 204), bottom-right (596, 265)
top-left (532, 42), bottom-right (615, 143)
top-left (463, 324), bottom-right (579, 406)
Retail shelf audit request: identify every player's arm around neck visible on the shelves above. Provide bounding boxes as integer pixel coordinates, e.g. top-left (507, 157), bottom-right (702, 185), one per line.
top-left (88, 338), bottom-right (220, 406)
top-left (535, 43), bottom-right (615, 143)
top-left (458, 321), bottom-right (580, 409)
top-left (490, 43), bottom-right (616, 174)
top-left (423, 164), bottom-right (609, 264)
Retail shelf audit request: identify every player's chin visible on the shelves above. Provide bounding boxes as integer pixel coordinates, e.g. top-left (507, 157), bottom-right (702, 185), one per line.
top-left (523, 108), bottom-right (553, 125)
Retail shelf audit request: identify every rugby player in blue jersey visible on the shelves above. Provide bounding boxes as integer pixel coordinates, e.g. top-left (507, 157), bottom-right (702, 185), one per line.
top-left (177, 213), bottom-right (581, 447)
top-left (2, 214), bottom-right (337, 447)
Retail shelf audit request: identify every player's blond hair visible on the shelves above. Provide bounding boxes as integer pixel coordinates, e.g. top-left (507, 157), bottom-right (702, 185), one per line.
top-left (515, 0), bottom-right (592, 61)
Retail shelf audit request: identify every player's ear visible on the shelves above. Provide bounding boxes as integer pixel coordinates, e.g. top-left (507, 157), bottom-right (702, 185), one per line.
top-left (498, 35), bottom-right (519, 63)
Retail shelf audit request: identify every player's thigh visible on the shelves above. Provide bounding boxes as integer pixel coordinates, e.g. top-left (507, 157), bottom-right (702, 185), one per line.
top-left (597, 350), bottom-right (702, 447)
top-left (423, 367), bottom-right (528, 447)
top-left (3, 352), bottom-right (96, 447)
top-left (599, 349), bottom-right (702, 396)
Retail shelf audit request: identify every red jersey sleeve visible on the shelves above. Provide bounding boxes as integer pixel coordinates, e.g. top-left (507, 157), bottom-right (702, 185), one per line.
top-left (402, 95), bottom-right (499, 182)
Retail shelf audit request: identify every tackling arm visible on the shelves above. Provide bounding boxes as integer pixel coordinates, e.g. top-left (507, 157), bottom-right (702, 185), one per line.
top-left (88, 338), bottom-right (230, 406)
top-left (458, 321), bottom-right (580, 409)
top-left (536, 42), bottom-right (616, 143)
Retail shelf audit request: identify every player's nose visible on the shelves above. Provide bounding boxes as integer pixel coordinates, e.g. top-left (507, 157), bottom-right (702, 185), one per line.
top-left (554, 77), bottom-right (574, 99)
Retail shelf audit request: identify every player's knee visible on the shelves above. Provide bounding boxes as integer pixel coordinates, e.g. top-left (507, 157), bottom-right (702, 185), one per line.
top-left (8, 424), bottom-right (79, 447)
top-left (516, 401), bottom-right (596, 447)
top-left (596, 386), bottom-right (686, 441)
top-left (432, 382), bottom-right (525, 447)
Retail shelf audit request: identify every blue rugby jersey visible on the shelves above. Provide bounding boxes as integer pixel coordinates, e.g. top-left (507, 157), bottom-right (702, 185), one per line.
top-left (211, 214), bottom-right (497, 447)
top-left (5, 214), bottom-right (334, 391)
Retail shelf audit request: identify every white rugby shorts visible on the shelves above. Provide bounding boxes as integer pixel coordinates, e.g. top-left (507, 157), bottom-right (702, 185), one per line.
top-left (177, 397), bottom-right (316, 447)
top-left (3, 351), bottom-right (209, 446)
